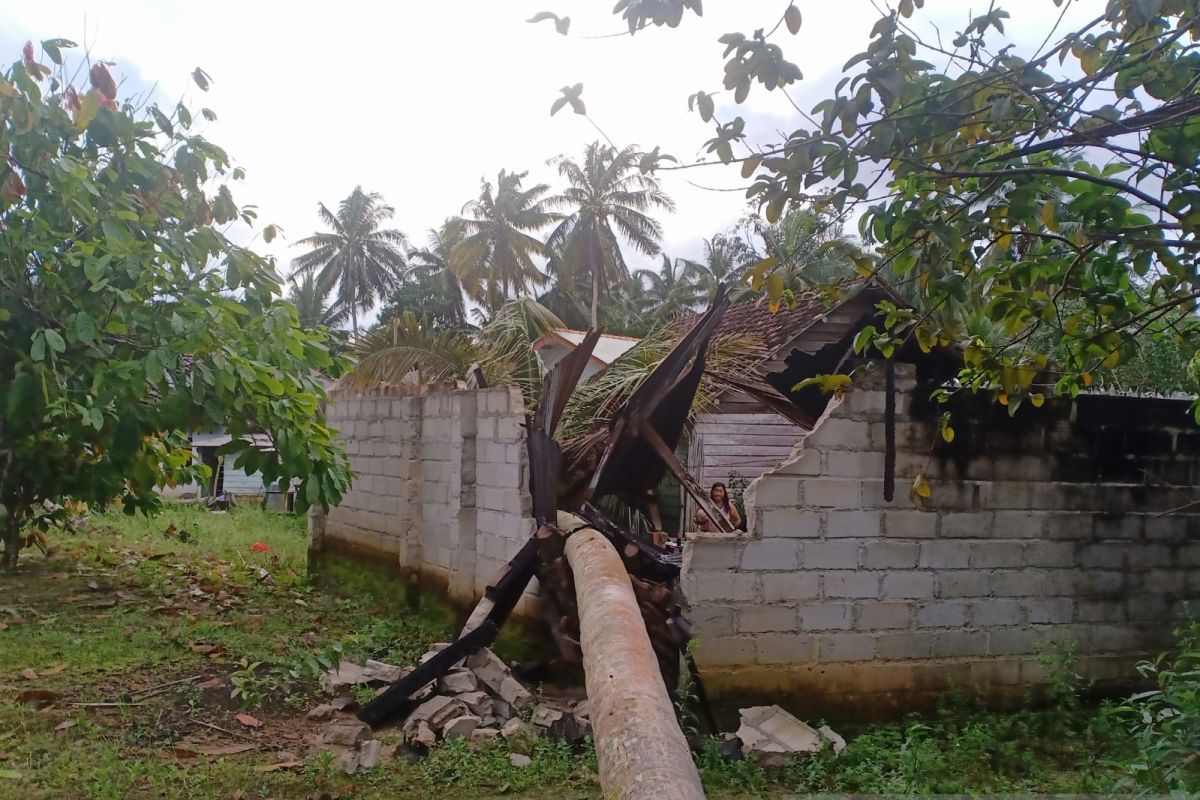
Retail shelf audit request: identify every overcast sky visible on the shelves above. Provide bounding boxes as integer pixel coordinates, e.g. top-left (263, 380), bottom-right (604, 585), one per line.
top-left (8, 1), bottom-right (1095, 317)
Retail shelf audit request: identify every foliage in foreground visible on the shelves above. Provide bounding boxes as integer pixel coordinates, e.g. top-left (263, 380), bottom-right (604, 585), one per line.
top-left (564, 0), bottom-right (1200, 411)
top-left (1110, 618), bottom-right (1200, 794)
top-left (0, 41), bottom-right (350, 566)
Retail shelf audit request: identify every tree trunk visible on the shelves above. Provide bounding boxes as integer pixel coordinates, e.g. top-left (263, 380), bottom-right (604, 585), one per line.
top-left (560, 511), bottom-right (705, 800)
top-left (351, 303), bottom-right (359, 339)
top-left (591, 268), bottom-right (600, 330)
top-left (1, 514), bottom-right (21, 571)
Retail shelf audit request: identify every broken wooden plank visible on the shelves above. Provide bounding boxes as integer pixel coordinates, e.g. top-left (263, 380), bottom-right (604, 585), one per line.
top-left (638, 421), bottom-right (735, 534)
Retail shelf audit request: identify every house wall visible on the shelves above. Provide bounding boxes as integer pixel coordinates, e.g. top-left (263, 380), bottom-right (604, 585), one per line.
top-left (683, 362), bottom-right (1200, 711)
top-left (312, 384), bottom-right (538, 615)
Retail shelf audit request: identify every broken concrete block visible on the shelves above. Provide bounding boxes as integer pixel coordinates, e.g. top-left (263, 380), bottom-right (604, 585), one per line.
top-left (320, 662), bottom-right (371, 693)
top-left (500, 717), bottom-right (538, 755)
top-left (497, 676), bottom-right (532, 710)
top-left (469, 727), bottom-right (500, 742)
top-left (572, 699), bottom-right (590, 720)
top-left (322, 718), bottom-right (371, 747)
top-left (357, 739), bottom-right (383, 771)
top-left (509, 753), bottom-right (532, 768)
top-left (405, 695), bottom-right (467, 732)
top-left (456, 691), bottom-right (494, 718)
top-left (411, 720), bottom-right (437, 749)
top-left (818, 724), bottom-right (846, 755)
top-left (320, 659), bottom-right (404, 693)
top-left (532, 705), bottom-right (583, 742)
top-left (438, 668), bottom-right (479, 694)
top-left (466, 648), bottom-right (533, 711)
top-left (307, 703), bottom-right (337, 722)
top-left (419, 643), bottom-right (452, 663)
top-left (364, 659), bottom-right (404, 683)
top-left (735, 705), bottom-right (822, 767)
top-left (441, 714), bottom-right (481, 739)
top-left (491, 698), bottom-right (513, 721)
top-left (337, 738), bottom-right (383, 774)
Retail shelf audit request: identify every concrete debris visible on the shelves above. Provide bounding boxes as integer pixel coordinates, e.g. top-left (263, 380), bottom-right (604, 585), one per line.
top-left (372, 647), bottom-right (538, 747)
top-left (322, 718), bottom-right (372, 747)
top-left (441, 714), bottom-right (481, 739)
top-left (412, 720), bottom-right (437, 749)
top-left (466, 649), bottom-right (533, 710)
top-left (735, 706), bottom-right (835, 767)
top-left (337, 738), bottom-right (383, 774)
top-left (457, 690), bottom-right (494, 718)
top-left (405, 695), bottom-right (468, 732)
top-left (320, 659), bottom-right (407, 694)
top-left (500, 717), bottom-right (538, 755)
top-left (531, 704), bottom-right (586, 743)
top-left (509, 753), bottom-right (532, 768)
top-left (306, 703), bottom-right (337, 722)
top-left (437, 668), bottom-right (479, 694)
top-left (818, 724), bottom-right (846, 755)
top-left (469, 727), bottom-right (500, 742)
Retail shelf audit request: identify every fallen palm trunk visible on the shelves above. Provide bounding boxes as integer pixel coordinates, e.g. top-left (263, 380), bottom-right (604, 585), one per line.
top-left (560, 511), bottom-right (705, 800)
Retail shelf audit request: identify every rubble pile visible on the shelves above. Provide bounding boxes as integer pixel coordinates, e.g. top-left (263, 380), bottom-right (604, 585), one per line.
top-left (313, 646), bottom-right (591, 772)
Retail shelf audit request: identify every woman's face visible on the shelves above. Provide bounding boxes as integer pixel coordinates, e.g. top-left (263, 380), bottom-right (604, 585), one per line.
top-left (711, 485), bottom-right (726, 503)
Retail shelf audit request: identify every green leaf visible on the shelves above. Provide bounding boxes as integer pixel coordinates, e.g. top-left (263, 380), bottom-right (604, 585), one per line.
top-left (31, 331), bottom-right (46, 362)
top-left (45, 329), bottom-right (66, 354)
top-left (73, 311), bottom-right (97, 344)
top-left (150, 105), bottom-right (174, 137)
top-left (41, 38), bottom-right (77, 65)
top-left (0, 769), bottom-right (21, 780)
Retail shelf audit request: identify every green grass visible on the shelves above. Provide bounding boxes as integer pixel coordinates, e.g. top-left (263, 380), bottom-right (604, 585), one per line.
top-left (0, 505), bottom-right (1135, 798)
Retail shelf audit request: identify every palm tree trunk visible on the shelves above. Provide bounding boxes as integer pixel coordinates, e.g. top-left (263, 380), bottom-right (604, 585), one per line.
top-left (351, 303), bottom-right (359, 338)
top-left (591, 269), bottom-right (600, 330)
top-left (561, 512), bottom-right (705, 800)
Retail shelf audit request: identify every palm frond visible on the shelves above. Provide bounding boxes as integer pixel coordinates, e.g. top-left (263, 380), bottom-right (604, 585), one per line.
top-left (557, 326), bottom-right (767, 443)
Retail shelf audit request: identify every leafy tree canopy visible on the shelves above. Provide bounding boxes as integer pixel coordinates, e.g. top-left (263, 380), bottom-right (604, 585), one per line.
top-left (0, 41), bottom-right (350, 566)
top-left (549, 0), bottom-right (1200, 412)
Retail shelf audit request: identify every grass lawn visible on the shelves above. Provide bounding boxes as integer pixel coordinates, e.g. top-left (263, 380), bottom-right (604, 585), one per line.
top-left (0, 505), bottom-right (1132, 798)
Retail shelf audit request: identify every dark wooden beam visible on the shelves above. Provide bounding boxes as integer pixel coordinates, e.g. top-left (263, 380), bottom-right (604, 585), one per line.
top-left (637, 422), bottom-right (735, 534)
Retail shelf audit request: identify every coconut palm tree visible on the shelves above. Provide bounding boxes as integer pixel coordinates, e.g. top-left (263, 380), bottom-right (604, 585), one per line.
top-left (392, 220), bottom-right (469, 329)
top-left (291, 187), bottom-right (409, 337)
top-left (287, 273), bottom-right (350, 330)
top-left (346, 297), bottom-right (564, 407)
top-left (634, 254), bottom-right (701, 324)
top-left (451, 170), bottom-right (559, 311)
top-left (739, 206), bottom-right (858, 291)
top-left (685, 233), bottom-right (756, 302)
top-left (547, 142), bottom-right (675, 328)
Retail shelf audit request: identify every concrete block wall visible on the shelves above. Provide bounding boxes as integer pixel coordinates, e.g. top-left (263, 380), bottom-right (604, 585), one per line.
top-left (317, 384), bottom-right (536, 613)
top-left (684, 362), bottom-right (1200, 710)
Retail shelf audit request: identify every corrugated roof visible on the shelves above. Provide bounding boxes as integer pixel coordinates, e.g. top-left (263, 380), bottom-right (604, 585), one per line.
top-left (543, 329), bottom-right (640, 365)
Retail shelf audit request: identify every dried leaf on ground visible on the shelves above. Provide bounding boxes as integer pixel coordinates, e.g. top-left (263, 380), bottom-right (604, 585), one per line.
top-left (235, 713), bottom-right (263, 729)
top-left (54, 720), bottom-right (76, 736)
top-left (19, 668), bottom-right (37, 681)
top-left (195, 743), bottom-right (256, 756)
top-left (16, 689), bottom-right (61, 707)
top-left (196, 678), bottom-right (223, 689)
top-left (40, 664), bottom-right (68, 677)
top-left (254, 760), bottom-right (303, 772)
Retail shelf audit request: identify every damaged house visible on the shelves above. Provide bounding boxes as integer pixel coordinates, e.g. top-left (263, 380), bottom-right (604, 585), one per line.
top-left (313, 282), bottom-right (1200, 713)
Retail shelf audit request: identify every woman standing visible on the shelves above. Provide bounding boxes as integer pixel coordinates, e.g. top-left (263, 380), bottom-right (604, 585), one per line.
top-left (694, 482), bottom-right (742, 532)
